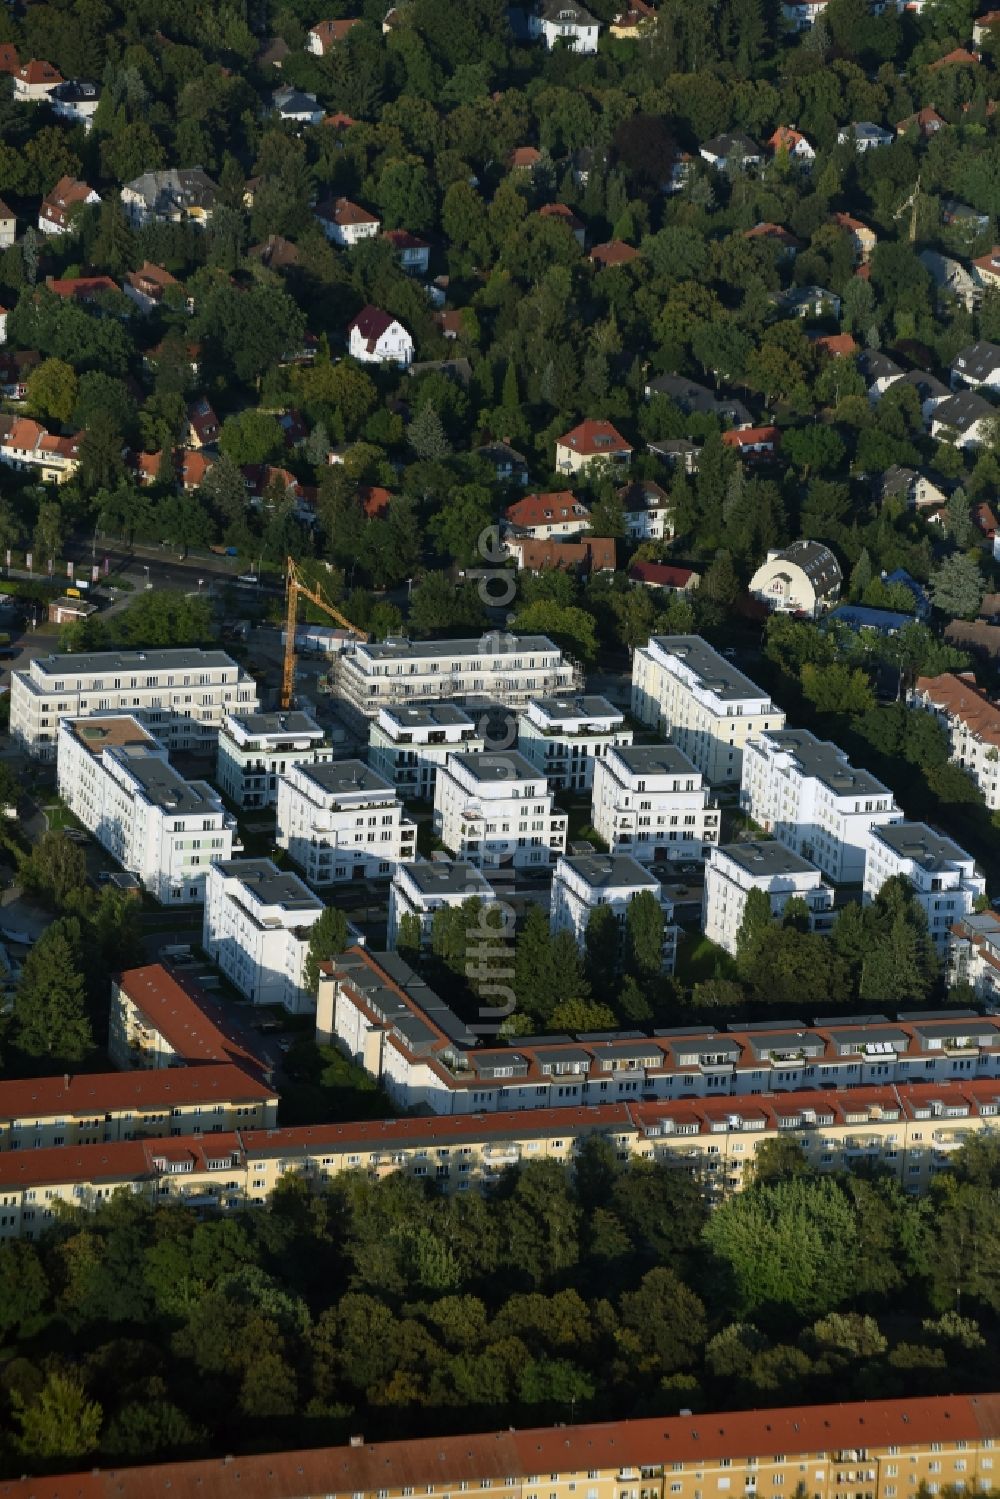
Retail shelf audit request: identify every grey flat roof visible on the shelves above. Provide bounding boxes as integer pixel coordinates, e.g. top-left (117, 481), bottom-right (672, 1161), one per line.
top-left (609, 743), bottom-right (701, 777)
top-left (381, 703), bottom-right (476, 728)
top-left (33, 648), bottom-right (240, 676)
top-left (357, 634), bottom-right (561, 661)
top-left (215, 857), bottom-right (322, 910)
top-left (648, 635), bottom-right (772, 702)
top-left (558, 853), bottom-right (660, 890)
top-left (717, 840), bottom-right (821, 877)
top-left (398, 860), bottom-right (493, 897)
top-left (530, 694), bottom-right (621, 722)
top-left (762, 728), bottom-right (892, 798)
top-left (870, 819), bottom-right (972, 869)
top-left (449, 749), bottom-right (541, 782)
top-left (227, 711), bottom-right (322, 736)
top-left (116, 746), bottom-right (221, 814)
top-left (299, 758), bottom-right (394, 796)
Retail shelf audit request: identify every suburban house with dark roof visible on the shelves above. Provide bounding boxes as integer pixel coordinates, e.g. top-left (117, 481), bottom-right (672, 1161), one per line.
top-left (749, 539), bottom-right (843, 617)
top-left (932, 389), bottom-right (997, 448)
top-left (618, 479), bottom-right (674, 540)
top-left (347, 305), bottom-right (414, 365)
top-left (530, 0), bottom-right (601, 51)
top-left (951, 339), bottom-right (1000, 392)
top-left (700, 131), bottom-right (762, 171)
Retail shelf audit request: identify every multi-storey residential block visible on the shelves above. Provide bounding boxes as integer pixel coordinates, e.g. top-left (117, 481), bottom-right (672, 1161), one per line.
top-left (368, 703), bottom-right (485, 801)
top-left (741, 727), bottom-right (901, 883)
top-left (517, 694), bottom-right (633, 791)
top-left (591, 743), bottom-right (720, 864)
top-left (318, 947), bottom-right (1000, 1113)
top-left (550, 852), bottom-right (678, 971)
top-left (631, 636), bottom-right (785, 784)
top-left (703, 840), bottom-right (835, 955)
top-left (948, 909), bottom-right (1000, 1006)
top-left (0, 1064), bottom-right (277, 1153)
top-left (11, 647), bottom-right (259, 761)
top-left (57, 715), bottom-right (236, 903)
top-left (203, 859), bottom-right (325, 1012)
top-left (109, 965), bottom-right (269, 1075)
top-left (276, 759), bottom-right (417, 885)
top-left (433, 750), bottom-right (567, 869)
top-left (864, 820), bottom-right (985, 952)
top-left (909, 671), bottom-right (1000, 809)
top-left (388, 859), bottom-right (496, 947)
top-left (333, 632), bottom-right (580, 726)
top-left (216, 709), bottom-right (330, 809)
top-left (6, 1394), bottom-right (1000, 1496)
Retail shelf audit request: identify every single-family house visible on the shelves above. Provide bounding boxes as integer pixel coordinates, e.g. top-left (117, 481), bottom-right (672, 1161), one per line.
top-left (781, 0), bottom-right (828, 27)
top-left (271, 84), bottom-right (324, 125)
top-left (883, 568), bottom-right (931, 619)
top-left (505, 491), bottom-right (591, 539)
top-left (538, 202), bottom-right (586, 246)
top-left (509, 146), bottom-right (542, 171)
top-left (505, 536), bottom-right (615, 573)
top-left (186, 398), bottom-right (220, 449)
top-left (38, 176), bottom-right (100, 236)
top-left (942, 199), bottom-right (991, 238)
top-left (744, 222), bottom-right (802, 258)
top-left (890, 370), bottom-right (951, 423)
top-left (767, 125), bottom-right (816, 164)
top-left (315, 196), bottom-right (379, 246)
top-left (648, 438), bottom-right (701, 473)
top-left (555, 419), bottom-right (632, 474)
top-left (0, 350), bottom-right (40, 400)
top-left (0, 198), bottom-right (14, 249)
top-left (530, 0), bottom-right (601, 51)
top-left (831, 211), bottom-right (877, 262)
top-left (628, 561), bottom-right (698, 594)
top-left (897, 105), bottom-right (946, 138)
top-left (48, 78), bottom-right (99, 129)
top-left (644, 372), bottom-right (752, 426)
top-left (878, 465), bottom-right (949, 510)
top-left (0, 415), bottom-right (82, 483)
top-left (45, 274), bottom-right (117, 303)
top-left (618, 479), bottom-right (674, 541)
top-left (382, 228), bottom-right (430, 274)
top-left (474, 439), bottom-right (529, 485)
top-left (121, 169), bottom-right (218, 228)
top-left (919, 250), bottom-right (979, 314)
top-left (811, 332), bottom-right (859, 358)
top-left (931, 389), bottom-right (997, 448)
top-left (589, 240), bottom-right (640, 268)
top-left (973, 247), bottom-right (1000, 292)
top-left (347, 305), bottom-right (414, 366)
top-left (123, 262), bottom-right (182, 315)
top-left (772, 285), bottom-right (842, 320)
top-left (859, 349), bottom-right (904, 400)
top-left (749, 539), bottom-right (842, 617)
top-left (306, 18), bottom-right (362, 52)
top-left (837, 121), bottom-right (894, 150)
top-left (13, 59), bottom-right (64, 99)
top-left (699, 132), bottom-right (762, 172)
top-left (610, 0), bottom-right (656, 35)
top-left (951, 340), bottom-right (1000, 392)
top-left (928, 47), bottom-right (980, 70)
top-left (721, 425), bottom-right (780, 460)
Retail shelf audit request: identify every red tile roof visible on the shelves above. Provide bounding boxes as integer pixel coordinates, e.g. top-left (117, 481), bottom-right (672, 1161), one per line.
top-left (557, 418), bottom-right (631, 456)
top-left (508, 146), bottom-right (541, 168)
top-left (721, 424), bottom-right (780, 448)
top-left (589, 240), bottom-right (640, 266)
top-left (2, 1394), bottom-right (1000, 1497)
top-left (0, 1062), bottom-right (273, 1122)
top-left (383, 227), bottom-right (429, 250)
top-left (914, 670), bottom-right (1000, 747)
top-left (45, 275), bottom-right (116, 301)
top-left (811, 332), bottom-right (859, 357)
top-left (744, 222), bottom-right (801, 248)
top-left (322, 111), bottom-right (356, 128)
top-left (505, 490), bottom-right (589, 529)
top-left (930, 45), bottom-right (980, 67)
top-left (768, 124), bottom-right (809, 151)
top-left (629, 561), bottom-right (696, 587)
top-left (538, 202), bottom-right (584, 230)
top-left (309, 16), bottom-right (362, 47)
top-left (508, 536), bottom-right (615, 572)
top-left (116, 965), bottom-right (267, 1075)
top-left (0, 44), bottom-right (19, 74)
top-left (15, 58), bottom-right (63, 86)
top-left (358, 484), bottom-right (393, 518)
top-left (320, 196), bottom-right (378, 226)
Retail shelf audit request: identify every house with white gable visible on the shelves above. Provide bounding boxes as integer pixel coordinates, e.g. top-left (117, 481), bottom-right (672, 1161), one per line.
top-left (316, 196), bottom-right (380, 247)
top-left (504, 491), bottom-right (591, 540)
top-left (530, 0), bottom-right (601, 51)
top-left (348, 305), bottom-right (414, 366)
top-left (931, 390), bottom-right (997, 449)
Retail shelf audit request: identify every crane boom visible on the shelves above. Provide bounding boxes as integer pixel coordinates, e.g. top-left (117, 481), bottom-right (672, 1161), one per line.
top-left (281, 555), bottom-right (368, 710)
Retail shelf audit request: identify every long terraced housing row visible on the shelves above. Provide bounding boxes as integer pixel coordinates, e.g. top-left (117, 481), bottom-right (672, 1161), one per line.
top-left (0, 1076), bottom-right (997, 1238)
top-left (3, 1391), bottom-right (1000, 1499)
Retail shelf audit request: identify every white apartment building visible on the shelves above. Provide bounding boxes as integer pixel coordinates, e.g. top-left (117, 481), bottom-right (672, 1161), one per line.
top-left (368, 703), bottom-right (485, 802)
top-left (631, 636), bottom-right (785, 785)
top-left (57, 715), bottom-right (235, 903)
top-left (334, 632), bottom-right (581, 726)
top-left (388, 859), bottom-right (496, 948)
top-left (433, 751), bottom-right (567, 870)
top-left (517, 695), bottom-right (633, 792)
top-left (741, 727), bottom-right (901, 884)
top-left (948, 910), bottom-right (1000, 1008)
top-left (276, 759), bottom-right (416, 886)
top-left (550, 852), bottom-right (678, 972)
top-left (703, 841), bottom-right (835, 956)
top-left (909, 672), bottom-right (1000, 810)
top-left (591, 744), bottom-right (720, 865)
top-left (202, 859), bottom-right (325, 1013)
top-left (216, 710), bottom-right (330, 810)
top-left (864, 821), bottom-right (985, 954)
top-left (12, 648), bottom-right (259, 762)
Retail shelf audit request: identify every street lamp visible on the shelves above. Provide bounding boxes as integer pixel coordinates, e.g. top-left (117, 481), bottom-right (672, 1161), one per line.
top-left (144, 565), bottom-right (151, 590)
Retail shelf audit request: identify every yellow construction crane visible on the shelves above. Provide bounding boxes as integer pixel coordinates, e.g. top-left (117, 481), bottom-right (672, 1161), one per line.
top-left (281, 555), bottom-right (368, 710)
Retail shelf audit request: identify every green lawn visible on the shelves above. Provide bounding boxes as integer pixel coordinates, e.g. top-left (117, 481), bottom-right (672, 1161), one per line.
top-left (674, 931), bottom-right (738, 988)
